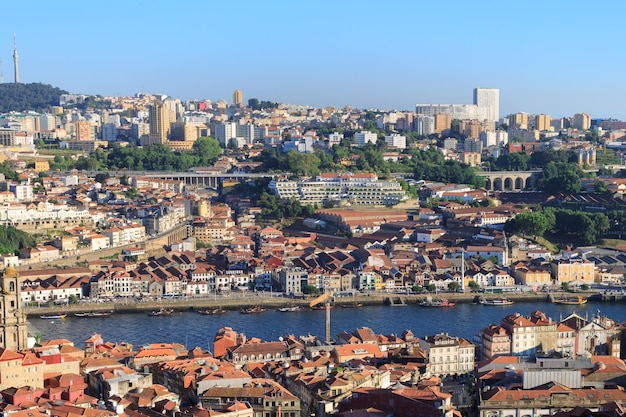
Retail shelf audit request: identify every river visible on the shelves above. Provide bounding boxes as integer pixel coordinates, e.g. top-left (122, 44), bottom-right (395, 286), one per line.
top-left (29, 301), bottom-right (626, 352)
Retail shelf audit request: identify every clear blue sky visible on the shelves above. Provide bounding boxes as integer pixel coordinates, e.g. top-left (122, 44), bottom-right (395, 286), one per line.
top-left (3, 0), bottom-right (626, 119)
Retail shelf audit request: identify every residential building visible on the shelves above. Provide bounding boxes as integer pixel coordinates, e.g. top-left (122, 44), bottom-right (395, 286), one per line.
top-left (354, 131), bottom-right (377, 146)
top-left (535, 114), bottom-right (551, 131)
top-left (473, 87), bottom-right (500, 122)
top-left (573, 113), bottom-right (591, 130)
top-left (384, 134), bottom-right (406, 149)
top-left (419, 333), bottom-right (475, 377)
top-left (269, 173), bottom-right (406, 206)
top-left (148, 101), bottom-right (170, 145)
top-left (232, 89), bottom-right (242, 106)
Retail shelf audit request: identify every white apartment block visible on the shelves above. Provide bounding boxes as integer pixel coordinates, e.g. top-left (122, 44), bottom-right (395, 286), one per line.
top-left (384, 134), bottom-right (406, 149)
top-left (9, 184), bottom-right (33, 201)
top-left (480, 130), bottom-right (509, 148)
top-left (213, 122), bottom-right (237, 146)
top-left (328, 132), bottom-right (344, 146)
top-left (269, 173), bottom-right (406, 206)
top-left (354, 131), bottom-right (377, 146)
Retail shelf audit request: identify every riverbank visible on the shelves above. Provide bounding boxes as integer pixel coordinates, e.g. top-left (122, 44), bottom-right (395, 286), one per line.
top-left (25, 291), bottom-right (603, 317)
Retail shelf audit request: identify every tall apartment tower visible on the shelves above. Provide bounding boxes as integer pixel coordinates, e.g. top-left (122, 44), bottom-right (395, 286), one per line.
top-left (233, 89), bottom-right (243, 106)
top-left (12, 33), bottom-right (19, 84)
top-left (0, 267), bottom-right (29, 351)
top-left (473, 87), bottom-right (499, 122)
top-left (573, 113), bottom-right (591, 130)
top-left (148, 101), bottom-right (170, 145)
top-left (535, 114), bottom-right (551, 131)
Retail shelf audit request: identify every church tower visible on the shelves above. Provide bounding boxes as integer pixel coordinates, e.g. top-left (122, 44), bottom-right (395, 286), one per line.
top-left (0, 267), bottom-right (29, 351)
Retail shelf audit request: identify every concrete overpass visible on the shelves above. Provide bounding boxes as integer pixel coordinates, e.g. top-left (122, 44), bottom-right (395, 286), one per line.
top-left (77, 170), bottom-right (276, 189)
top-left (477, 170), bottom-right (542, 191)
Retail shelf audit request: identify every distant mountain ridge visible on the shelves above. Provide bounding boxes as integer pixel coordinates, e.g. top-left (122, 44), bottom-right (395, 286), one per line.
top-left (0, 82), bottom-right (68, 112)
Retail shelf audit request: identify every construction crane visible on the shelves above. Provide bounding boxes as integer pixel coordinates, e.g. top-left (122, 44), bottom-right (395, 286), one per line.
top-left (309, 291), bottom-right (333, 343)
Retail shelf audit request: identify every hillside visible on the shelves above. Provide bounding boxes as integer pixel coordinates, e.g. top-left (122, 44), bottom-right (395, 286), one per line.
top-left (0, 82), bottom-right (68, 112)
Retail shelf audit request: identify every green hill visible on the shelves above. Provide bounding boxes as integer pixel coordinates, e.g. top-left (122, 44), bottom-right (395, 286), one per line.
top-left (0, 82), bottom-right (68, 112)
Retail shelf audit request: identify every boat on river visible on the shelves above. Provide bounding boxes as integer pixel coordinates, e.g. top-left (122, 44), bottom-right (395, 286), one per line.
top-left (419, 298), bottom-right (455, 307)
top-left (74, 311), bottom-right (113, 318)
top-left (147, 308), bottom-right (173, 316)
top-left (339, 302), bottom-right (363, 308)
top-left (554, 296), bottom-right (587, 305)
top-left (240, 306), bottom-right (265, 314)
top-left (480, 298), bottom-right (514, 306)
top-left (40, 314), bottom-right (67, 319)
top-left (197, 308), bottom-right (227, 315)
top-left (278, 305), bottom-right (302, 312)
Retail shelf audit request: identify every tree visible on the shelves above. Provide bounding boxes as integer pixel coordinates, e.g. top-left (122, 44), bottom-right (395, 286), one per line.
top-left (302, 284), bottom-right (320, 295)
top-left (505, 212), bottom-right (552, 237)
top-left (537, 162), bottom-right (582, 194)
top-left (594, 180), bottom-right (608, 194)
top-left (448, 281), bottom-right (460, 292)
top-left (427, 283), bottom-right (437, 293)
top-left (468, 281), bottom-right (480, 291)
top-left (193, 136), bottom-right (222, 165)
top-left (412, 285), bottom-right (423, 293)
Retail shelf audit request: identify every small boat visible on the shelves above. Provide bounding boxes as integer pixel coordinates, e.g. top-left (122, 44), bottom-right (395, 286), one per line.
top-left (40, 314), bottom-right (67, 320)
top-left (197, 308), bottom-right (227, 315)
top-left (554, 296), bottom-right (587, 305)
top-left (480, 298), bottom-right (514, 306)
top-left (240, 306), bottom-right (265, 314)
top-left (278, 305), bottom-right (302, 312)
top-left (74, 311), bottom-right (113, 318)
top-left (339, 302), bottom-right (363, 308)
top-left (419, 298), bottom-right (455, 307)
top-left (148, 308), bottom-right (174, 316)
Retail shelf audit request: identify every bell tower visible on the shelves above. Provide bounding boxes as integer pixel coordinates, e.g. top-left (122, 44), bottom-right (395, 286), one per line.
top-left (0, 267), bottom-right (29, 351)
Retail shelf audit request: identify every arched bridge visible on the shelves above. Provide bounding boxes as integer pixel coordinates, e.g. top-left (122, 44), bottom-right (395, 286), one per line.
top-left (477, 170), bottom-right (542, 191)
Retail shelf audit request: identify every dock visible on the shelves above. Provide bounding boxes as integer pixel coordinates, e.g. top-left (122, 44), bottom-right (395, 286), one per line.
top-left (385, 296), bottom-right (407, 306)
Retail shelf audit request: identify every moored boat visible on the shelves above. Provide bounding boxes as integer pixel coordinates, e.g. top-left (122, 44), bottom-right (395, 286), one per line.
top-left (40, 314), bottom-right (67, 319)
top-left (240, 306), bottom-right (265, 314)
top-left (480, 298), bottom-right (514, 306)
top-left (339, 302), bottom-right (363, 308)
top-left (278, 305), bottom-right (302, 312)
top-left (197, 308), bottom-right (227, 315)
top-left (74, 311), bottom-right (113, 318)
top-left (554, 296), bottom-right (587, 305)
top-left (419, 298), bottom-right (455, 307)
top-left (147, 308), bottom-right (174, 316)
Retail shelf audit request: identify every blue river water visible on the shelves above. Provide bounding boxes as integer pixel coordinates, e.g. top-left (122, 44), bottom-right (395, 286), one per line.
top-left (29, 301), bottom-right (626, 352)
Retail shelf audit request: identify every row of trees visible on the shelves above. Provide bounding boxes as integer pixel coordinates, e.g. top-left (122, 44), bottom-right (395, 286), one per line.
top-left (55, 137), bottom-right (223, 172)
top-left (505, 207), bottom-right (610, 245)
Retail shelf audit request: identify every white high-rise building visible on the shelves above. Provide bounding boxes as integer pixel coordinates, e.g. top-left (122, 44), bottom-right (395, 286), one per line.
top-left (213, 122), bottom-right (237, 146)
top-left (473, 87), bottom-right (500, 122)
top-left (385, 134), bottom-right (406, 149)
top-left (354, 131), bottom-right (377, 146)
top-left (414, 115), bottom-right (435, 135)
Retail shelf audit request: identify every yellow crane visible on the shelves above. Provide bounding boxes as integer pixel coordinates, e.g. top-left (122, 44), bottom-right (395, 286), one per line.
top-left (309, 292), bottom-right (333, 343)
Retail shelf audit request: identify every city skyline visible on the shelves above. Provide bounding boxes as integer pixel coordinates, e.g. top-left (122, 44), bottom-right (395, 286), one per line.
top-left (2, 0), bottom-right (626, 119)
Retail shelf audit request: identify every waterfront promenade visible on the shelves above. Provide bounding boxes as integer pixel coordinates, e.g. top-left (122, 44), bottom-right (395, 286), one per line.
top-left (25, 291), bottom-right (591, 317)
